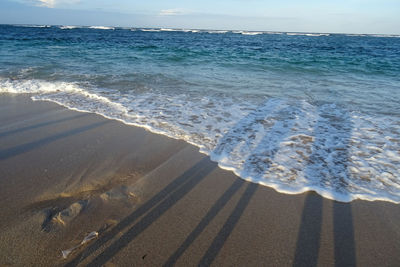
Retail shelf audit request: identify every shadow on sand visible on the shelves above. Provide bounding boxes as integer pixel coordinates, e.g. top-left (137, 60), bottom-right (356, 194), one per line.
top-left (0, 113), bottom-right (88, 139)
top-left (65, 103), bottom-right (357, 266)
top-left (293, 106), bottom-right (356, 267)
top-left (66, 157), bottom-right (217, 266)
top-left (163, 178), bottom-right (246, 266)
top-left (198, 182), bottom-right (258, 266)
top-left (0, 120), bottom-right (108, 161)
top-left (165, 101), bottom-right (297, 266)
top-left (0, 120), bottom-right (109, 160)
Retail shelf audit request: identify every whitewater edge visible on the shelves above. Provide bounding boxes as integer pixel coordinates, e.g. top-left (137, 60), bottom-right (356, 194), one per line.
top-left (25, 95), bottom-right (399, 204)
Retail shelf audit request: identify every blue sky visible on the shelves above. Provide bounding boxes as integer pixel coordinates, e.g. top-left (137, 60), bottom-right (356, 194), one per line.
top-left (1, 0), bottom-right (399, 34)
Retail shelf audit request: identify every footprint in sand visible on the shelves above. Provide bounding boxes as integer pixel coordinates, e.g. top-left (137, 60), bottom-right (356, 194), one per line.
top-left (41, 200), bottom-right (88, 231)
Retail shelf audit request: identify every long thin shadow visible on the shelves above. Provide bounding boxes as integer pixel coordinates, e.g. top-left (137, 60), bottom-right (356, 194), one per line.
top-left (332, 110), bottom-right (356, 267)
top-left (0, 108), bottom-right (64, 132)
top-left (293, 193), bottom-right (323, 267)
top-left (0, 105), bottom-right (60, 123)
top-left (293, 106), bottom-right (332, 267)
top-left (86, 158), bottom-right (216, 267)
top-left (241, 104), bottom-right (303, 175)
top-left (189, 101), bottom-right (299, 266)
top-left (0, 120), bottom-right (108, 161)
top-left (0, 113), bottom-right (88, 138)
top-left (333, 202), bottom-right (356, 267)
top-left (293, 105), bottom-right (356, 267)
top-left (198, 182), bottom-right (258, 266)
top-left (65, 157), bottom-right (216, 267)
top-left (213, 99), bottom-right (284, 157)
top-left (163, 178), bottom-right (245, 266)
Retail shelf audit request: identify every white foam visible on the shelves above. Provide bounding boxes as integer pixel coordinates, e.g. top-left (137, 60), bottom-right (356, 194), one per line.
top-left (179, 29), bottom-right (200, 33)
top-left (287, 32), bottom-right (330, 37)
top-left (2, 78), bottom-right (399, 203)
top-left (306, 33), bottom-right (330, 36)
top-left (369, 34), bottom-right (400, 38)
top-left (17, 24), bottom-right (51, 28)
top-left (140, 28), bottom-right (200, 33)
top-left (344, 33), bottom-right (400, 38)
top-left (265, 31), bottom-right (284, 35)
top-left (89, 26), bottom-right (115, 30)
top-left (233, 31), bottom-right (263, 35)
top-left (59, 26), bottom-right (79, 30)
top-left (160, 28), bottom-right (176, 32)
top-left (206, 30), bottom-right (229, 34)
top-left (141, 29), bottom-right (162, 32)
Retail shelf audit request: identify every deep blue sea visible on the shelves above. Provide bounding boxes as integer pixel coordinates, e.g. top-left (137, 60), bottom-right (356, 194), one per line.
top-left (1, 24), bottom-right (400, 202)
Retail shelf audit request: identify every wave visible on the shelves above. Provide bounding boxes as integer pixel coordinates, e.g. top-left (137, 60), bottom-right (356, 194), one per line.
top-left (206, 30), bottom-right (229, 34)
top-left (370, 34), bottom-right (400, 38)
top-left (88, 26), bottom-right (115, 30)
top-left (287, 32), bottom-right (330, 37)
top-left (343, 33), bottom-right (400, 38)
top-left (264, 31), bottom-right (284, 35)
top-left (141, 28), bottom-right (188, 33)
top-left (160, 28), bottom-right (176, 32)
top-left (59, 26), bottom-right (79, 30)
top-left (180, 29), bottom-right (200, 33)
top-left (140, 29), bottom-right (161, 32)
top-left (233, 31), bottom-right (264, 35)
top-left (139, 28), bottom-right (221, 34)
top-left (57, 25), bottom-right (117, 30)
top-left (1, 78), bottom-right (399, 203)
top-left (15, 24), bottom-right (51, 28)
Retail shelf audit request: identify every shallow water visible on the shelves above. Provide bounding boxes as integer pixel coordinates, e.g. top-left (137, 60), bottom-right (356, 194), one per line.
top-left (1, 24), bottom-right (400, 202)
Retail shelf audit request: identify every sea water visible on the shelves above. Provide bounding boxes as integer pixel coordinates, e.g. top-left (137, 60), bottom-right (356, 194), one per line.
top-left (1, 24), bottom-right (399, 203)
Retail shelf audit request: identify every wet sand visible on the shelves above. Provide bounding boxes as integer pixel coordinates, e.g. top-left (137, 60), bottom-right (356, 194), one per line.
top-left (0, 94), bottom-right (399, 266)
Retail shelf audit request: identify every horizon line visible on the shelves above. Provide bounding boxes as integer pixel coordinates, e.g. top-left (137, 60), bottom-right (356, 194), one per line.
top-left (2, 23), bottom-right (400, 37)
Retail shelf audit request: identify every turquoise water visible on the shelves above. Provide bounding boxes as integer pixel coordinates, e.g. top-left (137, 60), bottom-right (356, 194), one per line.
top-left (1, 24), bottom-right (400, 202)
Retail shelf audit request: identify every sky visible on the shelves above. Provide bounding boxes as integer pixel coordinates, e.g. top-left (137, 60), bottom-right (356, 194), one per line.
top-left (0, 0), bottom-right (399, 34)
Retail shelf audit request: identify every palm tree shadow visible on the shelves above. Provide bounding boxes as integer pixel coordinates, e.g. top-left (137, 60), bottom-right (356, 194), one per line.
top-left (0, 113), bottom-right (88, 139)
top-left (293, 193), bottom-right (323, 267)
top-left (163, 178), bottom-right (246, 267)
top-left (198, 182), bottom-right (258, 267)
top-left (0, 120), bottom-right (108, 161)
top-left (65, 157), bottom-right (217, 267)
top-left (293, 104), bottom-right (356, 267)
top-left (190, 100), bottom-right (302, 266)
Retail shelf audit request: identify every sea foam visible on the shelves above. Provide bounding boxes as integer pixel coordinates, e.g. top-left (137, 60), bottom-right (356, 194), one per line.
top-left (1, 78), bottom-right (399, 203)
top-left (59, 26), bottom-right (79, 30)
top-left (88, 26), bottom-right (115, 30)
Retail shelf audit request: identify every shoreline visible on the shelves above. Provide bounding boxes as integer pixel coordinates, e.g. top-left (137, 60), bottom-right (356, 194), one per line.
top-left (31, 95), bottom-right (399, 204)
top-left (0, 94), bottom-right (399, 266)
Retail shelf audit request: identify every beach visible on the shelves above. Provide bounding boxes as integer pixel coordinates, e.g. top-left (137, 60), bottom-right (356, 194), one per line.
top-left (0, 94), bottom-right (399, 266)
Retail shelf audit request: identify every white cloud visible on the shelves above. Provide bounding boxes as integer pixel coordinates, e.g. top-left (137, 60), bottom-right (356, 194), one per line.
top-left (159, 8), bottom-right (186, 16)
top-left (36, 0), bottom-right (55, 7)
top-left (34, 0), bottom-right (80, 8)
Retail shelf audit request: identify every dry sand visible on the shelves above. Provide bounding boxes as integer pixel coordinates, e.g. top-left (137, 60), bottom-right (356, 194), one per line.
top-left (0, 94), bottom-right (399, 266)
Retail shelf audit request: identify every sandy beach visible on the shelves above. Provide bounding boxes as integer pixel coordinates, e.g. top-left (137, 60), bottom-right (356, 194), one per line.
top-left (0, 94), bottom-right (399, 266)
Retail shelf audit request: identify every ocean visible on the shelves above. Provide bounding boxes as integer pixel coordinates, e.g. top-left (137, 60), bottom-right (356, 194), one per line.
top-left (1, 24), bottom-right (399, 203)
